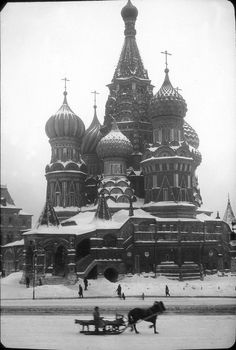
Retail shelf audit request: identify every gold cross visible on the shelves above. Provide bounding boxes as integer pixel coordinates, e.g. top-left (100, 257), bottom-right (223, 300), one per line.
top-left (91, 90), bottom-right (99, 106)
top-left (61, 77), bottom-right (70, 91)
top-left (161, 50), bottom-right (172, 69)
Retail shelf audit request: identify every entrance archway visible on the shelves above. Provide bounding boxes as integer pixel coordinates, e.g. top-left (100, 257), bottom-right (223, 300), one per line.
top-left (55, 245), bottom-right (67, 276)
top-left (76, 239), bottom-right (90, 260)
top-left (104, 267), bottom-right (118, 282)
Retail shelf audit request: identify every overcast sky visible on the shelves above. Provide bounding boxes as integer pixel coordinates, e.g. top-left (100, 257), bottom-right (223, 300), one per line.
top-left (1, 0), bottom-right (236, 224)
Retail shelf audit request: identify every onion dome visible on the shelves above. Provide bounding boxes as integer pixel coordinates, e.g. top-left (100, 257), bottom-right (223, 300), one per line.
top-left (81, 106), bottom-right (102, 154)
top-left (45, 91), bottom-right (85, 139)
top-left (121, 0), bottom-right (138, 21)
top-left (150, 68), bottom-right (187, 118)
top-left (183, 121), bottom-right (199, 149)
top-left (96, 119), bottom-right (133, 159)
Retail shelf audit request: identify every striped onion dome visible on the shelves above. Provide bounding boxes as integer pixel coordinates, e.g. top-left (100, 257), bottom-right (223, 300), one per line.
top-left (81, 106), bottom-right (103, 154)
top-left (150, 68), bottom-right (187, 118)
top-left (45, 91), bottom-right (85, 139)
top-left (183, 121), bottom-right (200, 149)
top-left (96, 119), bottom-right (133, 159)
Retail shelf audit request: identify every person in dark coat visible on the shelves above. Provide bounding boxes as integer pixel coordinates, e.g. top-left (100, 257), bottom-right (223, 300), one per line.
top-left (121, 292), bottom-right (126, 300)
top-left (93, 306), bottom-right (103, 333)
top-left (84, 277), bottom-right (88, 291)
top-left (78, 284), bottom-right (83, 298)
top-left (116, 284), bottom-right (122, 298)
top-left (165, 284), bottom-right (170, 296)
top-left (26, 276), bottom-right (30, 288)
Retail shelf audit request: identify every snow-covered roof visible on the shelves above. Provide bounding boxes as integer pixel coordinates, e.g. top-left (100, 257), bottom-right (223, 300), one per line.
top-left (19, 209), bottom-right (32, 216)
top-left (196, 213), bottom-right (221, 222)
top-left (54, 206), bottom-right (80, 213)
top-left (2, 239), bottom-right (24, 248)
top-left (0, 203), bottom-right (21, 210)
top-left (143, 201), bottom-right (195, 208)
top-left (23, 208), bottom-right (156, 237)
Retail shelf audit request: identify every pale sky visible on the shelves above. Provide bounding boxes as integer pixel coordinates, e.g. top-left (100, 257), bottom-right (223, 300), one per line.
top-left (1, 0), bottom-right (236, 224)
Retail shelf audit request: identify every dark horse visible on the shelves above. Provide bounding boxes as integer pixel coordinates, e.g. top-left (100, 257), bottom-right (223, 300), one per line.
top-left (128, 301), bottom-right (166, 334)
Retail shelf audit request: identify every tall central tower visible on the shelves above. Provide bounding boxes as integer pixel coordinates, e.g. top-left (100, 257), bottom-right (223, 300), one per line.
top-left (102, 0), bottom-right (153, 170)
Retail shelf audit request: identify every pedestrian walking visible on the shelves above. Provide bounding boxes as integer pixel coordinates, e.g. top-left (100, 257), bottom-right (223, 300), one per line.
top-left (78, 284), bottom-right (83, 298)
top-left (121, 292), bottom-right (126, 300)
top-left (165, 284), bottom-right (170, 297)
top-left (84, 277), bottom-right (88, 291)
top-left (116, 284), bottom-right (122, 298)
top-left (26, 276), bottom-right (30, 288)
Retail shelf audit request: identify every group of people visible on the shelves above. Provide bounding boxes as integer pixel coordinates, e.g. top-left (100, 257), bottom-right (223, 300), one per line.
top-left (78, 277), bottom-right (88, 298)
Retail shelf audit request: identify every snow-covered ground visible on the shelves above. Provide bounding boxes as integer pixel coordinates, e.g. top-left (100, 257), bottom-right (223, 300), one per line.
top-left (1, 314), bottom-right (235, 350)
top-left (1, 271), bottom-right (236, 299)
top-left (1, 272), bottom-right (236, 350)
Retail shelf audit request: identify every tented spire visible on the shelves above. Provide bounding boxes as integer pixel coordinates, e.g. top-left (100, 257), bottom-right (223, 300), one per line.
top-left (95, 193), bottom-right (111, 220)
top-left (223, 195), bottom-right (236, 228)
top-left (36, 199), bottom-right (60, 228)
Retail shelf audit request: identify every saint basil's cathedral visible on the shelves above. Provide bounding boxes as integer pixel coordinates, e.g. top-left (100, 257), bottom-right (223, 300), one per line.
top-left (1, 0), bottom-right (236, 283)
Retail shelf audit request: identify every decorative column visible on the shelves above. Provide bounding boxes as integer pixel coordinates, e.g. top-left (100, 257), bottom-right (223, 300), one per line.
top-left (177, 221), bottom-right (183, 280)
top-left (36, 247), bottom-right (45, 277)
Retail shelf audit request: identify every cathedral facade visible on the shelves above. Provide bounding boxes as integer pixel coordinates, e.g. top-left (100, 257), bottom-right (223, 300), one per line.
top-left (3, 0), bottom-right (234, 283)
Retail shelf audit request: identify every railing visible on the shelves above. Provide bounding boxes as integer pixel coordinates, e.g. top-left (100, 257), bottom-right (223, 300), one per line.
top-left (76, 254), bottom-right (93, 273)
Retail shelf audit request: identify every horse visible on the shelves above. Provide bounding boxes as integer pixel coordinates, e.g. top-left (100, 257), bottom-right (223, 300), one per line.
top-left (128, 301), bottom-right (166, 334)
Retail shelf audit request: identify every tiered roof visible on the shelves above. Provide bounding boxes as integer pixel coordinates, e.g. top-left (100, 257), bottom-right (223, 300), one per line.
top-left (113, 0), bottom-right (149, 81)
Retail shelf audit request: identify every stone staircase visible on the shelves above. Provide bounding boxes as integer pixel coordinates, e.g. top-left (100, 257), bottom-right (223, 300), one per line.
top-left (156, 261), bottom-right (202, 280)
top-left (43, 275), bottom-right (69, 285)
top-left (76, 254), bottom-right (96, 278)
top-left (181, 262), bottom-right (202, 280)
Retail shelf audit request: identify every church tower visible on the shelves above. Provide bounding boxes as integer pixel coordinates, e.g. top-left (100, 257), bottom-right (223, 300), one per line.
top-left (102, 0), bottom-right (153, 170)
top-left (96, 119), bottom-right (135, 206)
top-left (45, 82), bottom-right (87, 221)
top-left (142, 56), bottom-right (202, 218)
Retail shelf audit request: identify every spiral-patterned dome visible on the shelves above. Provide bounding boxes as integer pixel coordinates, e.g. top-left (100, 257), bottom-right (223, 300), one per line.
top-left (96, 120), bottom-right (133, 159)
top-left (183, 121), bottom-right (199, 149)
top-left (81, 107), bottom-right (102, 154)
top-left (150, 68), bottom-right (187, 119)
top-left (121, 0), bottom-right (138, 21)
top-left (45, 91), bottom-right (85, 139)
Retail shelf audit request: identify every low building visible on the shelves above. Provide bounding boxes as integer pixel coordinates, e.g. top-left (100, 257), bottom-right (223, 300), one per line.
top-left (0, 185), bottom-right (32, 275)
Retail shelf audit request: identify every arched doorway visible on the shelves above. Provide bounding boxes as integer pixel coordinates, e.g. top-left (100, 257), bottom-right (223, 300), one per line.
top-left (76, 239), bottom-right (90, 260)
top-left (55, 245), bottom-right (67, 276)
top-left (104, 267), bottom-right (118, 282)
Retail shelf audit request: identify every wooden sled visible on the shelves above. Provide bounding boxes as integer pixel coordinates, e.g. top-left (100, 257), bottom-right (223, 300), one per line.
top-left (75, 314), bottom-right (127, 335)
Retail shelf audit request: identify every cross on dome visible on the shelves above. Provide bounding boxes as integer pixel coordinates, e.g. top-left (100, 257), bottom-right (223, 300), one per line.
top-left (175, 86), bottom-right (182, 93)
top-left (91, 90), bottom-right (99, 108)
top-left (61, 77), bottom-right (70, 92)
top-left (161, 50), bottom-right (172, 70)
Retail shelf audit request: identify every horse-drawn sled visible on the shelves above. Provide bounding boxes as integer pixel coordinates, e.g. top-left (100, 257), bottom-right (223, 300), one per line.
top-left (75, 301), bottom-right (166, 336)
